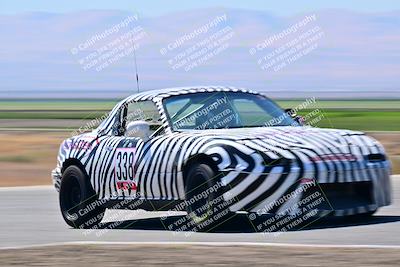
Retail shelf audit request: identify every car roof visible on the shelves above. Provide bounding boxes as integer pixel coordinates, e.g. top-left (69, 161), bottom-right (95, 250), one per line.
top-left (122, 85), bottom-right (261, 102)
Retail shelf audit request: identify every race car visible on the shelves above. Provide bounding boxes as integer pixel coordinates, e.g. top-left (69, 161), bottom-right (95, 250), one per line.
top-left (52, 86), bottom-right (392, 230)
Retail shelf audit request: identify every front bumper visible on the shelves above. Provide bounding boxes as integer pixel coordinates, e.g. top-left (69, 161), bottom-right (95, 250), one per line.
top-left (222, 161), bottom-right (392, 216)
top-left (51, 167), bottom-right (62, 192)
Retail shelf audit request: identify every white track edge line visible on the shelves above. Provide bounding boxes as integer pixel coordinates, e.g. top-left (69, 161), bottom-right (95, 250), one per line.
top-left (0, 185), bottom-right (53, 191)
top-left (1, 241), bottom-right (400, 250)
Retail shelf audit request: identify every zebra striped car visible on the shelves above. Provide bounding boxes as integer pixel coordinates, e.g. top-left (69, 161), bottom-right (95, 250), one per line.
top-left (52, 86), bottom-right (392, 230)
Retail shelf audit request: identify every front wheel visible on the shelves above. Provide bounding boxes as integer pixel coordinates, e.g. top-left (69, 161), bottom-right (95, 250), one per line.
top-left (184, 163), bottom-right (232, 232)
top-left (59, 165), bottom-right (106, 229)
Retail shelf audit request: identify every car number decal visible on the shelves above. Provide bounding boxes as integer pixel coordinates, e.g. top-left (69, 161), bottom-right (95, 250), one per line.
top-left (114, 147), bottom-right (137, 191)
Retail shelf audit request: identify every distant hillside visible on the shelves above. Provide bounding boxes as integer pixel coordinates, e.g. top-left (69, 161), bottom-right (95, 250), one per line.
top-left (0, 8), bottom-right (399, 98)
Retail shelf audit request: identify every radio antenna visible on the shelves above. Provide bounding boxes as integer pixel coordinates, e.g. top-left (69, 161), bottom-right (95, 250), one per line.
top-left (133, 43), bottom-right (140, 93)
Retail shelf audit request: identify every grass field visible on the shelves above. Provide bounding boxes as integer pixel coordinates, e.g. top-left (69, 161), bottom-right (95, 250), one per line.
top-left (1, 99), bottom-right (400, 110)
top-left (2, 99), bottom-right (400, 131)
top-left (278, 100), bottom-right (400, 110)
top-left (0, 100), bottom-right (117, 110)
top-left (298, 110), bottom-right (400, 131)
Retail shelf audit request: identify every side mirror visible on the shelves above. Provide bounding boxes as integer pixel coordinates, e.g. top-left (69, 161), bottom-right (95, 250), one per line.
top-left (125, 121), bottom-right (150, 141)
top-left (284, 108), bottom-right (305, 125)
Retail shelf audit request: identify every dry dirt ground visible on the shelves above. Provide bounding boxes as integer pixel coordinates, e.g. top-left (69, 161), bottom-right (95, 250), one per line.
top-left (0, 131), bottom-right (399, 187)
top-left (0, 244), bottom-right (399, 266)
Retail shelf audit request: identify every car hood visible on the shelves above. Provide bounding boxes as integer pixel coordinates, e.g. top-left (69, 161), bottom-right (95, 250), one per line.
top-left (188, 126), bottom-right (382, 153)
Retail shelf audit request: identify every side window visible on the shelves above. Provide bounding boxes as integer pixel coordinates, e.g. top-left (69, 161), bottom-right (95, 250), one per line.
top-left (124, 101), bottom-right (164, 136)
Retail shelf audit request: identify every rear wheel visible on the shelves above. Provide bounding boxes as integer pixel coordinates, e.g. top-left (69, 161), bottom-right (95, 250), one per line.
top-left (59, 165), bottom-right (105, 229)
top-left (185, 163), bottom-right (232, 232)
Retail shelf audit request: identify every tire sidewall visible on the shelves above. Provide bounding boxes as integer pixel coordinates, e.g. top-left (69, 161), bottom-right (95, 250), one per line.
top-left (185, 163), bottom-right (230, 232)
top-left (59, 165), bottom-right (105, 229)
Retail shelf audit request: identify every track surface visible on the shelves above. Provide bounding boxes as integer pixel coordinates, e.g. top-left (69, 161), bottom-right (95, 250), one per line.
top-left (0, 176), bottom-right (399, 248)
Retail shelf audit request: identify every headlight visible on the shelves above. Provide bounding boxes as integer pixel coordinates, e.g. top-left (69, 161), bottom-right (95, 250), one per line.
top-left (366, 153), bottom-right (386, 162)
top-left (262, 157), bottom-right (293, 167)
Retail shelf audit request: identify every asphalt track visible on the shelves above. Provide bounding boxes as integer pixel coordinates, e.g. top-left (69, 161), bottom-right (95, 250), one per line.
top-left (0, 176), bottom-right (399, 248)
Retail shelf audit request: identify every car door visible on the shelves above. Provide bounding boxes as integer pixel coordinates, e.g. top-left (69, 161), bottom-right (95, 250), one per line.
top-left (80, 101), bottom-right (137, 200)
top-left (111, 100), bottom-right (166, 199)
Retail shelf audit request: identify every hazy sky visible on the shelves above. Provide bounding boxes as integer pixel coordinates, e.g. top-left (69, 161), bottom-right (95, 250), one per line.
top-left (1, 0), bottom-right (400, 16)
top-left (1, 2), bottom-right (399, 98)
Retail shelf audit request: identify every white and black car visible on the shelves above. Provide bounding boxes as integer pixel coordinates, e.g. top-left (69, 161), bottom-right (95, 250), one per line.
top-left (52, 86), bottom-right (392, 230)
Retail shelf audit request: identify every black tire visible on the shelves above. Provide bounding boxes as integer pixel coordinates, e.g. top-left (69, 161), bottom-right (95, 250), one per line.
top-left (184, 163), bottom-right (232, 232)
top-left (59, 165), bottom-right (106, 229)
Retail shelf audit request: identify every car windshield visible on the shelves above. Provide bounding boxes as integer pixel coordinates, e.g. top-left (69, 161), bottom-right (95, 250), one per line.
top-left (163, 91), bottom-right (298, 131)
